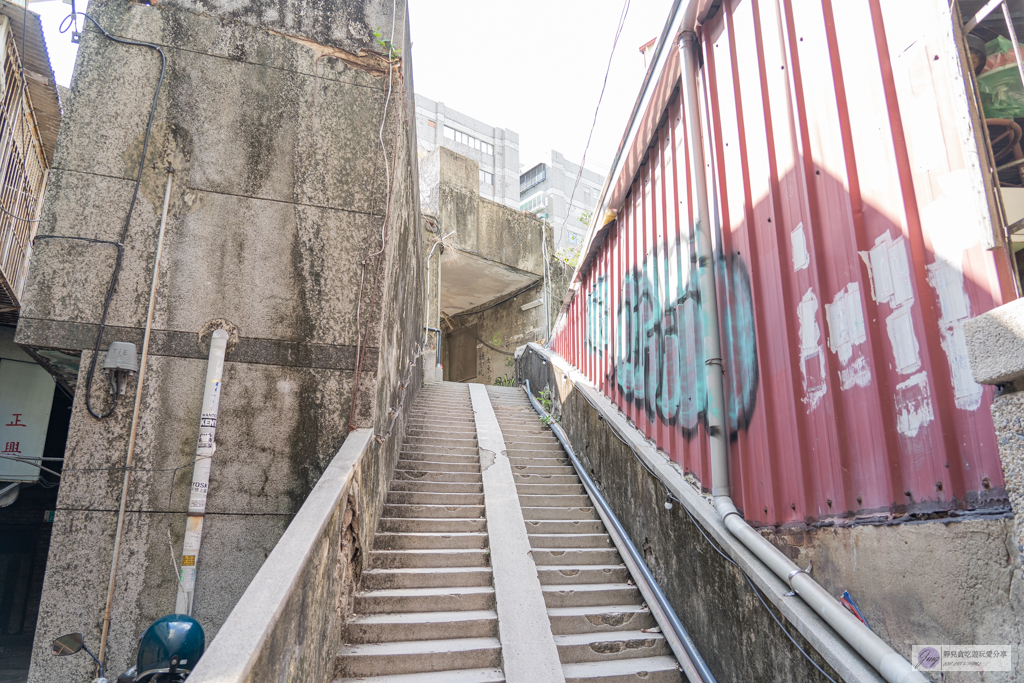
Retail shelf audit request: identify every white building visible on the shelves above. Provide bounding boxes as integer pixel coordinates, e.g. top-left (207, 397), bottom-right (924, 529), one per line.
top-left (414, 94), bottom-right (520, 209)
top-left (519, 150), bottom-right (606, 252)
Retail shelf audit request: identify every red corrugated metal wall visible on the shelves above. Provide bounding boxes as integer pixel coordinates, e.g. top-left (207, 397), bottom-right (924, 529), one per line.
top-left (553, 0), bottom-right (1016, 526)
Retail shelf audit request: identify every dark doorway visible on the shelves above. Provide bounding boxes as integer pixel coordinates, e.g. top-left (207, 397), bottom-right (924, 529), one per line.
top-left (446, 326), bottom-right (478, 382)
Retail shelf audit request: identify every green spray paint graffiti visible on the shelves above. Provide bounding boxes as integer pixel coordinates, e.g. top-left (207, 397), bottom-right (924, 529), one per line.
top-left (591, 243), bottom-right (758, 439)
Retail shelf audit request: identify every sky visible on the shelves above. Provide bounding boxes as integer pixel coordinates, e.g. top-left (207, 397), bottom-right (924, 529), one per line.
top-left (407, 0), bottom-right (674, 174)
top-left (35, 0), bottom-right (673, 175)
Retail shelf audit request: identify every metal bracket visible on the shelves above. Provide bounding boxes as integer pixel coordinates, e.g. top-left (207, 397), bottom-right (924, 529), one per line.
top-left (785, 560), bottom-right (813, 593)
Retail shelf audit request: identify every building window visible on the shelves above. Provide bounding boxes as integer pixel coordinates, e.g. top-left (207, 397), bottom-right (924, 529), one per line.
top-left (480, 170), bottom-right (493, 185)
top-left (520, 193), bottom-right (546, 213)
top-left (443, 125), bottom-right (494, 155)
top-left (520, 164), bottom-right (546, 193)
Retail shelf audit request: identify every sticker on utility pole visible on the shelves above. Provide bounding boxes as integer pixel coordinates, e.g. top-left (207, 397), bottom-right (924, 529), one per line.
top-left (0, 360), bottom-right (55, 482)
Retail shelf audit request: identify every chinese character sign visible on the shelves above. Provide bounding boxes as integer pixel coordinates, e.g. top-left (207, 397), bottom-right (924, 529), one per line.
top-left (0, 359), bottom-right (55, 482)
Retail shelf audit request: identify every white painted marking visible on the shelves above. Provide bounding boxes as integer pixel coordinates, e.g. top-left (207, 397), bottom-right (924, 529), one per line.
top-left (894, 372), bottom-right (934, 437)
top-left (887, 307), bottom-right (921, 374)
top-left (791, 222), bottom-right (810, 271)
top-left (868, 233), bottom-right (894, 303)
top-left (839, 356), bottom-right (872, 390)
top-left (888, 237), bottom-right (915, 308)
top-left (826, 283), bottom-right (870, 390)
top-left (928, 260), bottom-right (983, 410)
top-left (798, 288), bottom-right (827, 409)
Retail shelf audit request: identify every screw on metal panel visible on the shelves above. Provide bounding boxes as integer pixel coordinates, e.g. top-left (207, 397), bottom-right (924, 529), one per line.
top-left (790, 503), bottom-right (796, 510)
top-left (983, 477), bottom-right (991, 490)
top-left (856, 496), bottom-right (863, 505)
top-left (826, 499), bottom-right (832, 507)
top-left (904, 491), bottom-right (912, 497)
top-left (936, 481), bottom-right (943, 492)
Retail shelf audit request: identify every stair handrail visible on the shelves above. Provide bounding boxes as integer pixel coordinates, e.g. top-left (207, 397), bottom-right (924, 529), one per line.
top-left (523, 381), bottom-right (716, 683)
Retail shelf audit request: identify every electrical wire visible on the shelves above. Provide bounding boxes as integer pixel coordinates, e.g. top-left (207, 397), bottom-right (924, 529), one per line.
top-left (55, 12), bottom-right (166, 420)
top-left (562, 0), bottom-right (631, 234)
top-left (540, 376), bottom-right (839, 683)
top-left (347, 1), bottom-right (401, 430)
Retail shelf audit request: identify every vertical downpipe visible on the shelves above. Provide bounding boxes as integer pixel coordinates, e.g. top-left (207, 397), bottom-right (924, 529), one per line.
top-left (176, 329), bottom-right (229, 614)
top-left (679, 30), bottom-right (730, 499)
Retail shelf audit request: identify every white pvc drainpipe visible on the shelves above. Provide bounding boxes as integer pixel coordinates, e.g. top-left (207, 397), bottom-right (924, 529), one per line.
top-left (98, 166), bottom-right (174, 665)
top-left (176, 328), bottom-right (229, 614)
top-left (674, 10), bottom-right (928, 683)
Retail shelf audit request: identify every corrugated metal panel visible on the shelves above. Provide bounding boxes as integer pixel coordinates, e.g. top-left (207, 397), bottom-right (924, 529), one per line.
top-left (552, 0), bottom-right (1015, 526)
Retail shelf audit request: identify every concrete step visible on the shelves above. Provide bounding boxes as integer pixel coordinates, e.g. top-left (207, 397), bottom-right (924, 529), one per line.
top-left (536, 565), bottom-right (629, 585)
top-left (511, 465), bottom-right (576, 476)
top-left (335, 637), bottom-right (502, 677)
top-left (404, 437), bottom-right (479, 449)
top-left (396, 459), bottom-right (481, 474)
top-left (500, 427), bottom-right (553, 437)
top-left (406, 427), bottom-right (478, 438)
top-left (334, 668), bottom-right (505, 683)
top-left (509, 456), bottom-right (571, 466)
top-left (390, 480), bottom-right (483, 494)
top-left (531, 548), bottom-right (622, 565)
top-left (382, 504), bottom-right (485, 519)
top-left (518, 494), bottom-right (593, 508)
top-left (362, 566), bottom-right (493, 590)
top-left (408, 411), bottom-right (476, 421)
top-left (370, 548), bottom-right (489, 569)
top-left (402, 445), bottom-right (480, 456)
top-left (355, 586), bottom-right (495, 613)
top-left (529, 534), bottom-right (614, 549)
top-left (542, 583), bottom-right (641, 608)
top-left (547, 605), bottom-right (657, 634)
top-left (394, 469), bottom-right (482, 483)
top-left (553, 631), bottom-right (671, 664)
top-left (514, 473), bottom-right (581, 485)
top-left (375, 532), bottom-right (488, 550)
top-left (501, 440), bottom-right (561, 450)
top-left (343, 610), bottom-right (498, 643)
top-left (562, 656), bottom-right (682, 682)
top-left (377, 517), bottom-right (486, 534)
top-left (516, 483), bottom-right (585, 496)
top-left (523, 519), bottom-right (606, 534)
top-left (399, 451), bottom-right (481, 464)
top-left (521, 506), bottom-right (600, 520)
top-left (387, 491), bottom-right (485, 506)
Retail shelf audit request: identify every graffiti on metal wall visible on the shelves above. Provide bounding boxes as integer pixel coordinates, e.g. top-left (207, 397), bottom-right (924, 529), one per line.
top-left (585, 238), bottom-right (758, 439)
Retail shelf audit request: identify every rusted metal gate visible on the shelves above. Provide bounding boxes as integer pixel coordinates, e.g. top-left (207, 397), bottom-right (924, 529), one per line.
top-left (554, 0), bottom-right (1015, 526)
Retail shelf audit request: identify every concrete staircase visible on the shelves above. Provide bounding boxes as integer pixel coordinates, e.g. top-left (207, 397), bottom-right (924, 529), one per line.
top-left (335, 383), bottom-right (503, 683)
top-left (487, 386), bottom-right (683, 683)
top-left (334, 381), bottom-right (684, 683)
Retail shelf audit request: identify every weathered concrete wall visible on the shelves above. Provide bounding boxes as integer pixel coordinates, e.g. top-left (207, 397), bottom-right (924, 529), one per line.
top-left (424, 146), bottom-right (546, 276)
top-left (966, 298), bottom-right (1024, 569)
top-left (520, 344), bottom-right (1024, 682)
top-left (446, 281), bottom-right (546, 386)
top-left (18, 0), bottom-right (421, 680)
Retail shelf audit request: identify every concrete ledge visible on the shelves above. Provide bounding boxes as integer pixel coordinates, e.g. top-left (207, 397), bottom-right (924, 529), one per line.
top-left (187, 429), bottom-right (373, 683)
top-left (521, 344), bottom-right (881, 683)
top-left (964, 298), bottom-right (1024, 384)
top-left (15, 317), bottom-right (377, 371)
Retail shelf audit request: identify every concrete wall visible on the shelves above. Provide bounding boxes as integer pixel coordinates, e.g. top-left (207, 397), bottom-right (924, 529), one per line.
top-left (445, 281), bottom-right (546, 386)
top-left (17, 0), bottom-right (422, 679)
top-left (519, 344), bottom-right (1024, 682)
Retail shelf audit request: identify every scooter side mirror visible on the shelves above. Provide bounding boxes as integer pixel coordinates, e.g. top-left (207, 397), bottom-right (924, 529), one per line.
top-left (52, 633), bottom-right (84, 656)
